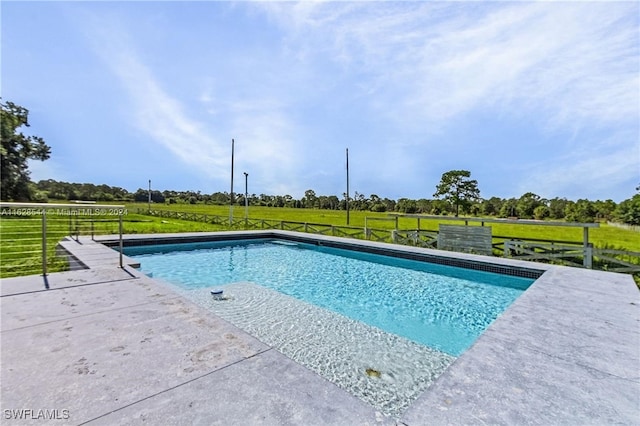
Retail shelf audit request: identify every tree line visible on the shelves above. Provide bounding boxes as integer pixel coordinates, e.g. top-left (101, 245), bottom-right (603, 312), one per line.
top-left (29, 178), bottom-right (640, 225)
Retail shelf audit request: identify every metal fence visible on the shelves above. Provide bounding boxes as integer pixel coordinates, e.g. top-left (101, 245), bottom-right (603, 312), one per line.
top-left (607, 221), bottom-right (640, 232)
top-left (0, 202), bottom-right (125, 278)
top-left (502, 240), bottom-right (640, 274)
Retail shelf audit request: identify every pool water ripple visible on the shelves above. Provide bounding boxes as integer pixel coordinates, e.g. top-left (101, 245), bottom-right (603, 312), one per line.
top-left (179, 282), bottom-right (456, 418)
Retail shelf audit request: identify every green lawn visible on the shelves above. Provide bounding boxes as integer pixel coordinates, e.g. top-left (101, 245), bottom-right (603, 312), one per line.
top-left (0, 216), bottom-right (69, 277)
top-left (129, 202), bottom-right (640, 251)
top-left (0, 212), bottom-right (227, 278)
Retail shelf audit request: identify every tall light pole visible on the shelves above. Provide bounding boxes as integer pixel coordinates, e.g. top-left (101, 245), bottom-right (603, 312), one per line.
top-left (243, 172), bottom-right (249, 225)
top-left (229, 139), bottom-right (234, 227)
top-left (148, 179), bottom-right (151, 212)
top-left (346, 148), bottom-right (350, 225)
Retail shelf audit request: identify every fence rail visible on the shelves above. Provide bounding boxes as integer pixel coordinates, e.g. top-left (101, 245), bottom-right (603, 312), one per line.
top-left (1, 202), bottom-right (125, 279)
top-left (607, 221), bottom-right (640, 232)
top-left (144, 209), bottom-right (377, 240)
top-left (392, 229), bottom-right (438, 248)
top-left (503, 240), bottom-right (640, 274)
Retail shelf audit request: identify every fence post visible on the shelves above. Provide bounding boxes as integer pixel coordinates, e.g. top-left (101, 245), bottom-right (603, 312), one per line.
top-left (74, 212), bottom-right (79, 242)
top-left (583, 226), bottom-right (592, 268)
top-left (119, 211), bottom-right (123, 268)
top-left (584, 244), bottom-right (593, 269)
top-left (391, 230), bottom-right (397, 243)
top-left (41, 208), bottom-right (48, 277)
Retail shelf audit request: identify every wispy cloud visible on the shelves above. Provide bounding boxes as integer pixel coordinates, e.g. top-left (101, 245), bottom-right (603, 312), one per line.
top-left (78, 8), bottom-right (310, 195)
top-left (263, 2), bottom-right (638, 130)
top-left (81, 17), bottom-right (229, 181)
top-left (255, 1), bottom-right (639, 198)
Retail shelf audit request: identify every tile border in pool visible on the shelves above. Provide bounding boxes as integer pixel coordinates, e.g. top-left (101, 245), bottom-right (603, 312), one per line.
top-left (89, 230), bottom-right (639, 424)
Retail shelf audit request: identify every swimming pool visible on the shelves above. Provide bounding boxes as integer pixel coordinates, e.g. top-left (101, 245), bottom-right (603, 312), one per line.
top-left (128, 239), bottom-right (532, 356)
top-left (126, 238), bottom-right (535, 417)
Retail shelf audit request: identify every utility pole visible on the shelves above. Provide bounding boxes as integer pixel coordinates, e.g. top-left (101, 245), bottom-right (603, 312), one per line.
top-left (148, 179), bottom-right (151, 212)
top-left (346, 148), bottom-right (350, 225)
top-left (229, 139), bottom-right (234, 227)
top-left (244, 172), bottom-right (249, 225)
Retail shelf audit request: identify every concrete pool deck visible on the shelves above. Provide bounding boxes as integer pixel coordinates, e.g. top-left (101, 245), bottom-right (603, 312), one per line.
top-left (1, 231), bottom-right (639, 425)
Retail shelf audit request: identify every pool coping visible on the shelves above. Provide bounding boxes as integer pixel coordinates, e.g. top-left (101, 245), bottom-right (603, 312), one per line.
top-left (3, 230), bottom-right (639, 424)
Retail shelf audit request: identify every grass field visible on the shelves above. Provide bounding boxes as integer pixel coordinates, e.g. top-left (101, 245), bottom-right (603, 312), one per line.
top-left (0, 212), bottom-right (227, 278)
top-left (127, 202), bottom-right (640, 252)
top-left (1, 201), bottom-right (638, 279)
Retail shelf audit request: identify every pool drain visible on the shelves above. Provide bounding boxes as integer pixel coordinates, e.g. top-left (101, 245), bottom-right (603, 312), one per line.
top-left (365, 368), bottom-right (381, 378)
top-left (210, 289), bottom-right (225, 300)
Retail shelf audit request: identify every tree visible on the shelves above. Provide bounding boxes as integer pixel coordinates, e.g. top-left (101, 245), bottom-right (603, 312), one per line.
top-left (430, 199), bottom-right (451, 215)
top-left (396, 198), bottom-right (417, 213)
top-left (480, 197), bottom-right (504, 216)
top-left (1, 100), bottom-right (51, 201)
top-left (416, 198), bottom-right (432, 214)
top-left (533, 205), bottom-right (550, 220)
top-left (593, 199), bottom-right (617, 221)
top-left (433, 170), bottom-right (481, 217)
top-left (548, 197), bottom-right (570, 219)
top-left (498, 198), bottom-right (518, 218)
top-left (565, 199), bottom-right (596, 223)
top-left (133, 188), bottom-right (164, 203)
top-left (516, 192), bottom-right (544, 219)
top-left (615, 194), bottom-right (640, 225)
top-left (302, 189), bottom-right (317, 209)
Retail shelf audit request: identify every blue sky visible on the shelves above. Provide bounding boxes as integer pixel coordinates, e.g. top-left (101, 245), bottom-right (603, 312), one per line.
top-left (2, 1), bottom-right (638, 202)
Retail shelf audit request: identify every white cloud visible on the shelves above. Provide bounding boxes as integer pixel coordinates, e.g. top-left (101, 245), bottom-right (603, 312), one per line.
top-left (118, 60), bottom-right (228, 177)
top-left (82, 19), bottom-right (229, 181)
top-left (253, 1), bottom-right (639, 199)
top-left (258, 2), bottom-right (638, 129)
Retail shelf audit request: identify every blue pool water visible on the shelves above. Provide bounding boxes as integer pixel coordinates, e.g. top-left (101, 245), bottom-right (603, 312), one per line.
top-left (127, 239), bottom-right (534, 356)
